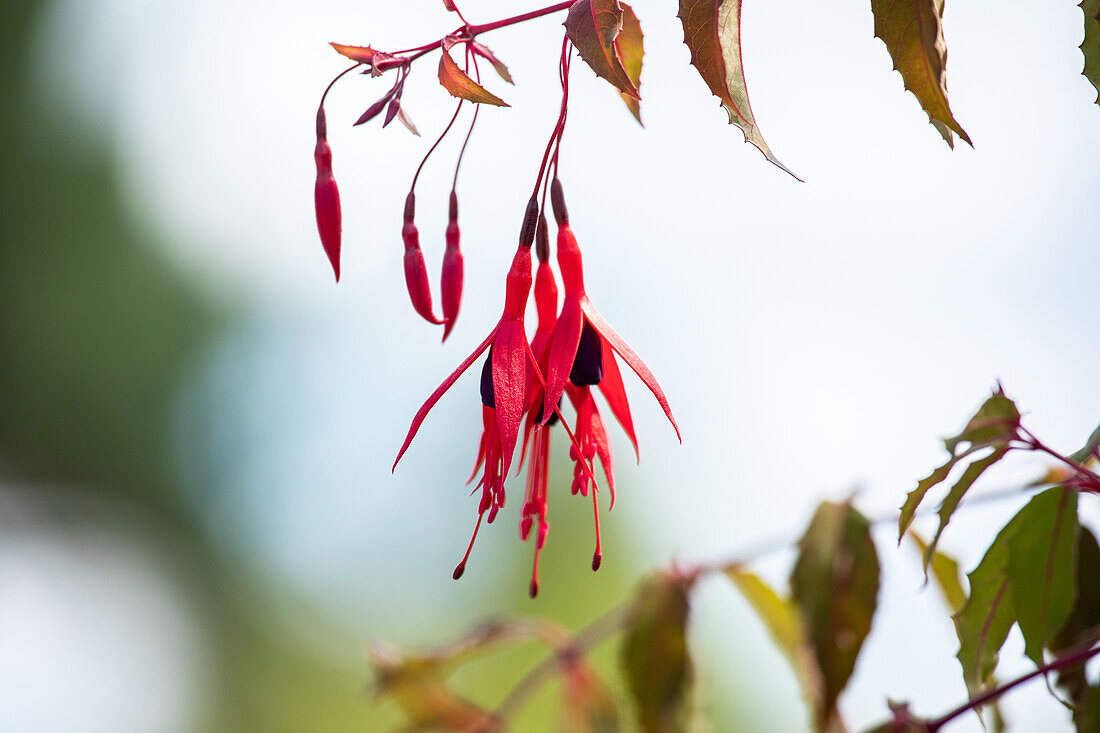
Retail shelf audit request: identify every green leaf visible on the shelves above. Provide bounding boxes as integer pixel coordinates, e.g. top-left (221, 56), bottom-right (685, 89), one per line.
top-left (562, 660), bottom-right (622, 733)
top-left (1008, 487), bottom-right (1079, 665)
top-left (1075, 685), bottom-right (1100, 732)
top-left (1069, 421), bottom-right (1100, 464)
top-left (870, 0), bottom-right (971, 147)
top-left (1050, 528), bottom-right (1100, 702)
top-left (954, 489), bottom-right (1074, 696)
top-left (925, 447), bottom-right (1008, 568)
top-left (908, 530), bottom-right (966, 612)
top-left (943, 389), bottom-right (1021, 455)
top-left (899, 387), bottom-right (1020, 544)
top-left (791, 501), bottom-right (881, 731)
top-left (1082, 0), bottom-right (1100, 106)
top-left (725, 566), bottom-right (826, 728)
top-left (620, 572), bottom-right (693, 733)
top-left (616, 4), bottom-right (645, 125)
top-left (564, 0), bottom-right (641, 100)
top-left (438, 48), bottom-right (510, 107)
top-left (676, 0), bottom-right (798, 179)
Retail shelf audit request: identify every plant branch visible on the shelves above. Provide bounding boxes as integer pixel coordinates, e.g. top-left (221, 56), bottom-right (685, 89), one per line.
top-left (927, 640), bottom-right (1100, 731)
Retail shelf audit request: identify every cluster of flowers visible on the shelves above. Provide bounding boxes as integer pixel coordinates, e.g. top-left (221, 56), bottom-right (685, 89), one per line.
top-left (313, 39), bottom-right (678, 597)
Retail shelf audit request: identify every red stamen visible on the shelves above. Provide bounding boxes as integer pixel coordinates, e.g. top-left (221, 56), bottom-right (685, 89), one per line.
top-left (454, 510), bottom-right (485, 580)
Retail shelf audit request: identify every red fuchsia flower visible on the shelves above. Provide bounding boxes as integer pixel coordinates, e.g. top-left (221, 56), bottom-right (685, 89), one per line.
top-left (541, 178), bottom-right (680, 450)
top-left (440, 191), bottom-right (464, 341)
top-left (402, 192), bottom-right (445, 325)
top-left (313, 106), bottom-right (342, 281)
top-left (394, 199), bottom-right (592, 582)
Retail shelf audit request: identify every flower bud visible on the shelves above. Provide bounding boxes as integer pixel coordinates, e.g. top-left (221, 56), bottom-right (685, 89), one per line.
top-left (314, 107), bottom-right (342, 281)
top-left (441, 191), bottom-right (464, 341)
top-left (401, 192), bottom-right (444, 325)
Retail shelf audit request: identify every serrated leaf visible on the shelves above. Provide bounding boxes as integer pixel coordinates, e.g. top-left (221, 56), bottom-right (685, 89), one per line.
top-left (725, 566), bottom-right (826, 727)
top-left (899, 387), bottom-right (1020, 543)
top-left (925, 447), bottom-right (1008, 568)
top-left (616, 4), bottom-right (644, 125)
top-left (677, 0), bottom-right (798, 179)
top-left (953, 490), bottom-right (1071, 696)
top-left (791, 501), bottom-right (881, 731)
top-left (870, 0), bottom-right (971, 147)
top-left (909, 531), bottom-right (966, 612)
top-left (1082, 0), bottom-right (1100, 105)
top-left (330, 42), bottom-right (378, 64)
top-left (565, 0), bottom-right (641, 100)
top-left (1051, 528), bottom-right (1100, 702)
top-left (438, 49), bottom-right (510, 107)
top-left (1008, 487), bottom-right (1079, 665)
top-left (562, 660), bottom-right (622, 733)
top-left (620, 572), bottom-right (693, 733)
top-left (471, 42), bottom-right (514, 85)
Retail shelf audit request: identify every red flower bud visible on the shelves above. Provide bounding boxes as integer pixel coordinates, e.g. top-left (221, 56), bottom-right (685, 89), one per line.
top-left (441, 191), bottom-right (464, 341)
top-left (401, 192), bottom-right (444, 325)
top-left (314, 107), bottom-right (342, 281)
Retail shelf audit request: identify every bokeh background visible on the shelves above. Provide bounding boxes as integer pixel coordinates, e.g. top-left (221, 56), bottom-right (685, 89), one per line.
top-left (1, 0), bottom-right (1098, 731)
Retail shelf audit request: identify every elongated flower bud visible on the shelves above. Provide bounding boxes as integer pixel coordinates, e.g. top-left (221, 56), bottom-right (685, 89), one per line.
top-left (402, 192), bottom-right (444, 325)
top-left (314, 107), bottom-right (342, 281)
top-left (441, 190), bottom-right (464, 341)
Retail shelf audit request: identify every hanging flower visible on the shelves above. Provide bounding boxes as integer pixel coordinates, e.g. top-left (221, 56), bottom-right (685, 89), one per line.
top-left (541, 178), bottom-right (680, 449)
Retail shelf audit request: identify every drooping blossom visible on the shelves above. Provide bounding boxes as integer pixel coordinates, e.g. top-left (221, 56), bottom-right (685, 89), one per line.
top-left (313, 106), bottom-right (342, 281)
top-left (541, 178), bottom-right (680, 449)
top-left (440, 190), bottom-right (464, 340)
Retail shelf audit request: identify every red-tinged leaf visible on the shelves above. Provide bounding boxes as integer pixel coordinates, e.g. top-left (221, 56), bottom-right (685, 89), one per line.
top-left (581, 299), bottom-right (681, 442)
top-left (330, 42), bottom-right (377, 64)
top-left (923, 447), bottom-right (1008, 569)
top-left (870, 0), bottom-right (972, 147)
top-left (1082, 0), bottom-right (1100, 105)
top-left (397, 105), bottom-right (421, 136)
top-left (677, 0), bottom-right (798, 179)
top-left (561, 660), bottom-right (621, 733)
top-left (620, 572), bottom-right (694, 733)
top-left (393, 329), bottom-right (497, 471)
top-left (596, 337), bottom-right (639, 462)
top-left (790, 501), bottom-right (880, 732)
top-left (354, 87), bottom-right (398, 126)
top-left (616, 4), bottom-right (644, 124)
top-left (438, 49), bottom-right (510, 106)
top-left (564, 0), bottom-right (641, 100)
top-left (471, 42), bottom-right (514, 85)
top-left (383, 97), bottom-right (401, 127)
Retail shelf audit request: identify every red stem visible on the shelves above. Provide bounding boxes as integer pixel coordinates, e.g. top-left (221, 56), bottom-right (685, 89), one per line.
top-left (1019, 428), bottom-right (1100, 489)
top-left (927, 642), bottom-right (1100, 732)
top-left (391, 2), bottom-right (574, 59)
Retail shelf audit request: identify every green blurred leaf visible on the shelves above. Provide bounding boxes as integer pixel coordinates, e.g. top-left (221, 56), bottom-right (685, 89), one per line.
top-left (565, 0), bottom-right (640, 100)
top-left (909, 531), bottom-right (966, 612)
top-left (1082, 0), bottom-right (1100, 106)
top-left (616, 3), bottom-right (644, 124)
top-left (791, 501), bottom-right (881, 731)
top-left (1069, 421), bottom-right (1100, 464)
top-left (870, 0), bottom-right (970, 147)
top-left (676, 0), bottom-right (797, 178)
top-left (561, 660), bottom-right (622, 733)
top-left (899, 387), bottom-right (1020, 544)
top-left (620, 572), bottom-right (693, 733)
top-left (1075, 684), bottom-right (1100, 732)
top-left (1007, 487), bottom-right (1079, 665)
top-left (725, 566), bottom-right (826, 727)
top-left (1051, 528), bottom-right (1100, 702)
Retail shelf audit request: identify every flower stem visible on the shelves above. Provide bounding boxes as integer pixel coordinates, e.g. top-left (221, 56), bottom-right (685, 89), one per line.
top-left (926, 640), bottom-right (1100, 732)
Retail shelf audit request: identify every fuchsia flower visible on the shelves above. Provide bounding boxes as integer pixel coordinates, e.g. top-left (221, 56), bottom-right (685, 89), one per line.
top-left (313, 107), bottom-right (342, 281)
top-left (541, 179), bottom-right (680, 447)
top-left (440, 191), bottom-right (464, 341)
top-left (394, 200), bottom-right (593, 583)
top-left (401, 193), bottom-right (445, 325)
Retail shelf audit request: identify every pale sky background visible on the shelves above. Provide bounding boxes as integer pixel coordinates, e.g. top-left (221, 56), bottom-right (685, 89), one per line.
top-left (9, 0), bottom-right (1100, 731)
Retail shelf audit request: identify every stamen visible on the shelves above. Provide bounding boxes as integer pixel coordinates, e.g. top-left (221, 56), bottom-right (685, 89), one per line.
top-left (454, 510), bottom-right (484, 580)
top-left (591, 483), bottom-right (602, 572)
